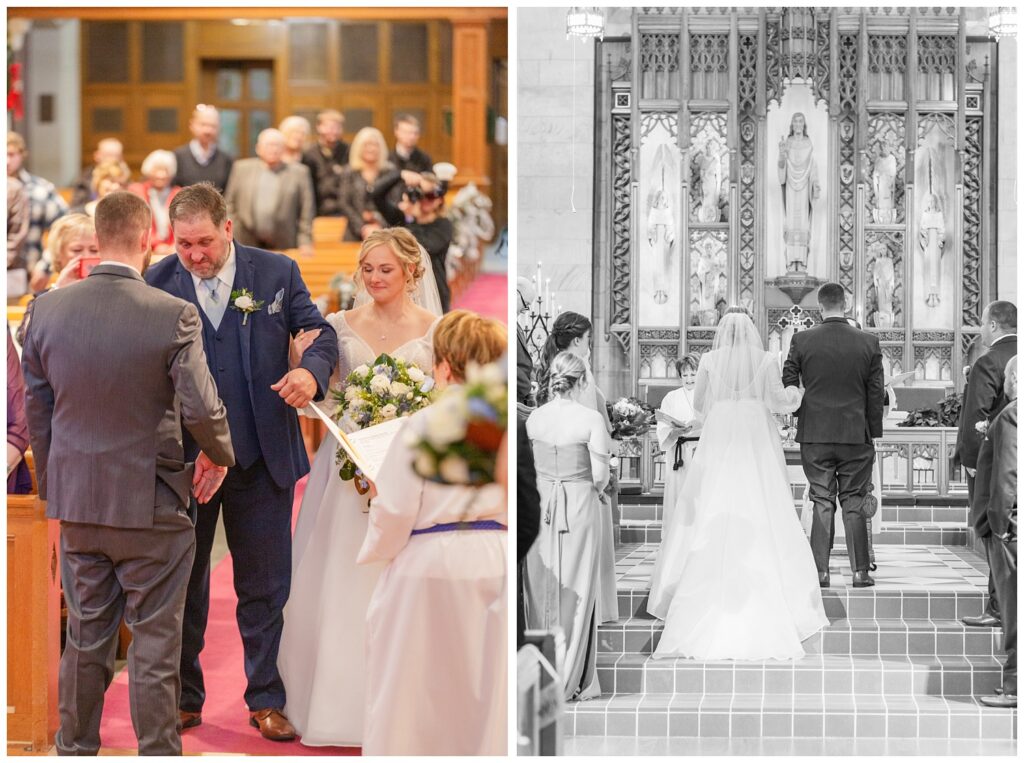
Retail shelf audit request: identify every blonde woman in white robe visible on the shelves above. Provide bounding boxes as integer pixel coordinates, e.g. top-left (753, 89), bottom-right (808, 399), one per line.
top-left (358, 311), bottom-right (507, 756)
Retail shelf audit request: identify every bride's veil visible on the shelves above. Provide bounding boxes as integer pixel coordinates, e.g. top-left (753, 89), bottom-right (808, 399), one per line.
top-left (353, 240), bottom-right (444, 316)
top-left (695, 311), bottom-right (766, 418)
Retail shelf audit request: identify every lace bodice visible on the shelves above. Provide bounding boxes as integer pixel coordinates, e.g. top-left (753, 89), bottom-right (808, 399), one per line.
top-left (329, 311), bottom-right (438, 393)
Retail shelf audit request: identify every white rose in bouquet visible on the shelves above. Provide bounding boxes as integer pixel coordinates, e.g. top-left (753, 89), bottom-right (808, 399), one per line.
top-left (439, 455), bottom-right (470, 484)
top-left (353, 364), bottom-right (370, 377)
top-left (407, 366), bottom-right (426, 383)
top-left (426, 395), bottom-right (469, 447)
top-left (380, 403), bottom-right (399, 420)
top-left (370, 374), bottom-right (392, 396)
top-left (344, 386), bottom-right (362, 403)
top-left (390, 381), bottom-right (411, 397)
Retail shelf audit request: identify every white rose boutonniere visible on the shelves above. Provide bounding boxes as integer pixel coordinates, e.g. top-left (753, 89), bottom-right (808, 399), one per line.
top-left (975, 420), bottom-right (990, 437)
top-left (229, 288), bottom-right (265, 325)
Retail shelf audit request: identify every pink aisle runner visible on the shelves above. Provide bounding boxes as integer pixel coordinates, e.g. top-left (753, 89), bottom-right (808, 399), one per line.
top-left (452, 273), bottom-right (508, 323)
top-left (97, 478), bottom-right (358, 755)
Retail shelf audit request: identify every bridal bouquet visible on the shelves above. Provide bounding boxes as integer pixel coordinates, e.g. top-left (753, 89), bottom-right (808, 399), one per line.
top-left (332, 353), bottom-right (435, 482)
top-left (410, 362), bottom-right (507, 486)
top-left (608, 396), bottom-right (654, 439)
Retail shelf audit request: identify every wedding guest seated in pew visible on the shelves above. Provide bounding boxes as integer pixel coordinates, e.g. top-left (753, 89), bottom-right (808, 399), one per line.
top-left (279, 115), bottom-right (312, 166)
top-left (128, 150), bottom-right (181, 257)
top-left (358, 309), bottom-right (508, 755)
top-left (69, 137), bottom-right (123, 208)
top-left (338, 127), bottom-right (395, 242)
top-left (7, 131), bottom-right (68, 274)
top-left (301, 109), bottom-right (350, 217)
top-left (71, 159), bottom-right (130, 219)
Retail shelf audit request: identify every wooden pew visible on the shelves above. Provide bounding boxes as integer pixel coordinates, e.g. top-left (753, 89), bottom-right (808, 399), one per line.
top-left (282, 242), bottom-right (361, 303)
top-left (7, 493), bottom-right (60, 752)
top-left (312, 216), bottom-right (348, 244)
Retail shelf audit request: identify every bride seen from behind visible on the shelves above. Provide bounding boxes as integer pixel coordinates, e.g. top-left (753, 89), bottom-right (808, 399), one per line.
top-left (524, 351), bottom-right (613, 700)
top-left (278, 227), bottom-right (441, 746)
top-left (648, 307), bottom-right (828, 661)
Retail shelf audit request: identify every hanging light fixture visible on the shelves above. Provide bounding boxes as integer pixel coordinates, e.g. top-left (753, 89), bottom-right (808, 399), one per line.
top-left (566, 7), bottom-right (604, 41)
top-left (989, 7), bottom-right (1018, 41)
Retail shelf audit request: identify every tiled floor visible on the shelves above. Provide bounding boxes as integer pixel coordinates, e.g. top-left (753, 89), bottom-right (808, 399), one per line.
top-left (563, 735), bottom-right (1018, 756)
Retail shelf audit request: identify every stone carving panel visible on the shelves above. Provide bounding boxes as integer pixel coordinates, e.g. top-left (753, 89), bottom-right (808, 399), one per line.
top-left (638, 113), bottom-right (681, 327)
top-left (688, 113), bottom-right (729, 224)
top-left (914, 113), bottom-right (956, 328)
top-left (865, 230), bottom-right (904, 329)
top-left (689, 33), bottom-right (729, 100)
top-left (867, 34), bottom-right (907, 101)
top-left (640, 31), bottom-right (680, 100)
top-left (962, 116), bottom-right (983, 327)
top-left (738, 32), bottom-right (758, 311)
top-left (837, 32), bottom-right (859, 302)
top-left (689, 229), bottom-right (728, 327)
top-left (864, 113), bottom-right (906, 225)
top-left (609, 113), bottom-right (632, 357)
top-left (917, 34), bottom-right (957, 101)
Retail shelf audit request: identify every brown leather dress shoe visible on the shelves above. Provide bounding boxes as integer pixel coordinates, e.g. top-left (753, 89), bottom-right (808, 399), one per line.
top-left (179, 710), bottom-right (202, 730)
top-left (249, 708), bottom-right (297, 741)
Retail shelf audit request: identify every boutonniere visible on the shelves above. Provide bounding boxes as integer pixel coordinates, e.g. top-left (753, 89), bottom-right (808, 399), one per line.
top-left (975, 419), bottom-right (990, 437)
top-left (230, 288), bottom-right (265, 325)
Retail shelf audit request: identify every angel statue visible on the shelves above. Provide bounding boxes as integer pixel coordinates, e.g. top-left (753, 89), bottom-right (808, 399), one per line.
top-left (647, 143), bottom-right (677, 306)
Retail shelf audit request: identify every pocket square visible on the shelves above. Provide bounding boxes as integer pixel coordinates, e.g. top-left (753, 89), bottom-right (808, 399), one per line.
top-left (268, 289), bottom-right (285, 315)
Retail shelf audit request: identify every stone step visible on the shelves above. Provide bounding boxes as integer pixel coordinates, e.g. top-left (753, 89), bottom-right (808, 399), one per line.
top-left (617, 502), bottom-right (969, 525)
top-left (563, 692), bottom-right (1017, 740)
top-left (595, 653), bottom-right (1005, 698)
top-left (618, 519), bottom-right (971, 547)
top-left (598, 617), bottom-right (1004, 658)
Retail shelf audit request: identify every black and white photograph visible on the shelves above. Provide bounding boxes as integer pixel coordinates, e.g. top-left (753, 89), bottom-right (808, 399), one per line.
top-left (516, 6), bottom-right (1018, 755)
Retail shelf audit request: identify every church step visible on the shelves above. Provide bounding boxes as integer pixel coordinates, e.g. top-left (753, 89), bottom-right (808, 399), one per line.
top-left (594, 653), bottom-right (1005, 698)
top-left (617, 502), bottom-right (968, 525)
top-left (563, 692), bottom-right (1017, 740)
top-left (598, 618), bottom-right (1004, 659)
top-left (617, 520), bottom-right (970, 547)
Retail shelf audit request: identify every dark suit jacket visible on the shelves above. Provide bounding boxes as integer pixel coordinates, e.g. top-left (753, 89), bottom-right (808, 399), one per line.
top-left (21, 264), bottom-right (235, 528)
top-left (955, 335), bottom-right (1017, 469)
top-left (782, 317), bottom-right (885, 444)
top-left (517, 417), bottom-right (541, 564)
top-left (517, 326), bottom-right (533, 404)
top-left (974, 400), bottom-right (1018, 539)
top-left (389, 147), bottom-right (433, 174)
top-left (146, 244), bottom-right (337, 489)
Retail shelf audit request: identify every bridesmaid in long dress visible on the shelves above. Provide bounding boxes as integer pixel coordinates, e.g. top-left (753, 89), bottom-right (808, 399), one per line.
top-left (525, 351), bottom-right (612, 700)
top-left (537, 312), bottom-right (618, 625)
top-left (358, 311), bottom-right (508, 755)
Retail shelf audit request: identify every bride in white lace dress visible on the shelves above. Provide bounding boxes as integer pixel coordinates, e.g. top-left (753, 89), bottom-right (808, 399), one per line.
top-left (278, 228), bottom-right (442, 746)
top-left (648, 309), bottom-right (827, 660)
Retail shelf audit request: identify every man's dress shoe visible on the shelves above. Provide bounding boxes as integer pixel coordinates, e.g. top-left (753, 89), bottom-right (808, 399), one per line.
top-left (250, 708), bottom-right (297, 741)
top-left (179, 710), bottom-right (202, 730)
top-left (979, 694), bottom-right (1017, 709)
top-left (961, 613), bottom-right (1001, 628)
top-left (851, 570), bottom-right (875, 588)
top-left (818, 570), bottom-right (830, 588)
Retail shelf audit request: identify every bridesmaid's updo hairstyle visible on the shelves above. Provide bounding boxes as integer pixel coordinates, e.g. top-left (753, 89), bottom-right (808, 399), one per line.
top-left (355, 227), bottom-right (425, 293)
top-left (547, 351), bottom-right (588, 399)
top-left (537, 311), bottom-right (592, 404)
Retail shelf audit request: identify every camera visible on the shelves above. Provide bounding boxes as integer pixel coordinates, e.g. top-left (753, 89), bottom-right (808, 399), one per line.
top-left (404, 182), bottom-right (446, 204)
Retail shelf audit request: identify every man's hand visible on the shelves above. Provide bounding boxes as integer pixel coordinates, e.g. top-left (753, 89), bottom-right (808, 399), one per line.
top-left (192, 451), bottom-right (228, 504)
top-left (271, 368), bottom-right (317, 408)
top-left (400, 170), bottom-right (422, 186)
top-left (289, 328), bottom-right (322, 370)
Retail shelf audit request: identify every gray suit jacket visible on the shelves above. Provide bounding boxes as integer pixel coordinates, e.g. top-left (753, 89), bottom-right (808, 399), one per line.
top-left (224, 159), bottom-right (315, 250)
top-left (21, 264), bottom-right (235, 529)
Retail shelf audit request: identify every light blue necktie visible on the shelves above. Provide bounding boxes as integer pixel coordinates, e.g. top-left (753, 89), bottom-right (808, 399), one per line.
top-left (202, 278), bottom-right (226, 328)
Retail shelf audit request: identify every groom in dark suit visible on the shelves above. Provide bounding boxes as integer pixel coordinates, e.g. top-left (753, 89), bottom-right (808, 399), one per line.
top-left (147, 183), bottom-right (338, 740)
top-left (783, 282), bottom-right (885, 588)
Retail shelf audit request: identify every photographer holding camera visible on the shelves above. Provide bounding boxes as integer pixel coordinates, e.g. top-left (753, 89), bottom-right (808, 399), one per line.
top-left (371, 166), bottom-right (454, 312)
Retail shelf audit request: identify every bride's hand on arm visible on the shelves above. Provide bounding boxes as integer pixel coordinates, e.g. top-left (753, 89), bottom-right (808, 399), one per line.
top-left (289, 328), bottom-right (322, 370)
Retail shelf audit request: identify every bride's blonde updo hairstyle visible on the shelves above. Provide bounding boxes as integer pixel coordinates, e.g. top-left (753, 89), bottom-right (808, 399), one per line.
top-left (547, 351), bottom-right (588, 399)
top-left (354, 227), bottom-right (425, 293)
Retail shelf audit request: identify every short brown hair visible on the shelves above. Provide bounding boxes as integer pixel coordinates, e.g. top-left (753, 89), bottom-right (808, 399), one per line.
top-left (169, 182), bottom-right (228, 228)
top-left (985, 300), bottom-right (1017, 331)
top-left (95, 191), bottom-right (151, 252)
top-left (817, 282), bottom-right (846, 311)
top-left (394, 113), bottom-right (421, 130)
top-left (355, 227), bottom-right (425, 291)
top-left (91, 160), bottom-right (130, 192)
top-left (433, 310), bottom-right (507, 382)
top-left (317, 109), bottom-right (344, 128)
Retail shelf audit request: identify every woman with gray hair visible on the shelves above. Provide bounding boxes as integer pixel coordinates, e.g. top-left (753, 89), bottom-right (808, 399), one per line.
top-left (128, 149), bottom-right (180, 256)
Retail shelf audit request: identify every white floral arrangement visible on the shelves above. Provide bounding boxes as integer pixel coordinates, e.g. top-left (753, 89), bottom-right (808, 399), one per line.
top-left (332, 353), bottom-right (435, 485)
top-left (410, 362), bottom-right (507, 486)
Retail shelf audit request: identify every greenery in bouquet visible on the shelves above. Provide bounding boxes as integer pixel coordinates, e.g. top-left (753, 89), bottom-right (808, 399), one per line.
top-left (607, 396), bottom-right (654, 439)
top-left (896, 391), bottom-right (962, 428)
top-left (332, 353), bottom-right (435, 481)
top-left (411, 362), bottom-right (507, 486)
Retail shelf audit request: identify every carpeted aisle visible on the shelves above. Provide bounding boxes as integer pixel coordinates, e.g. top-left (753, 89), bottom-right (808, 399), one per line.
top-left (452, 273), bottom-right (508, 323)
top-left (97, 479), bottom-right (358, 755)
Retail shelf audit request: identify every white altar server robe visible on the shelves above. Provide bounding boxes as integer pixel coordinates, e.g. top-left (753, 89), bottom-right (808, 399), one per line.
top-left (358, 411), bottom-right (507, 756)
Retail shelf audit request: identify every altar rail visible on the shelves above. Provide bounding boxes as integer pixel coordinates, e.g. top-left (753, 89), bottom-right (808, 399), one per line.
top-left (518, 631), bottom-right (565, 756)
top-left (616, 426), bottom-right (968, 500)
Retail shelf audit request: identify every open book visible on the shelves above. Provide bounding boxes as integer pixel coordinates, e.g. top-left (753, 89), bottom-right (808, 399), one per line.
top-left (308, 402), bottom-right (406, 483)
top-left (655, 409), bottom-right (701, 438)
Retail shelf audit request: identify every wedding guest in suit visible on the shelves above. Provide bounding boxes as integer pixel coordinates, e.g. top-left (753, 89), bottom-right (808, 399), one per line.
top-left (22, 190), bottom-right (235, 754)
top-left (359, 310), bottom-right (508, 755)
top-left (173, 105), bottom-right (234, 193)
top-left (7, 131), bottom-right (68, 273)
top-left (146, 182), bottom-right (337, 741)
top-left (516, 277), bottom-right (535, 410)
top-left (279, 115), bottom-right (311, 165)
top-left (7, 326), bottom-right (32, 494)
top-left (389, 113), bottom-right (433, 173)
top-left (656, 353), bottom-right (700, 533)
top-left (224, 128), bottom-right (315, 257)
top-left (517, 414), bottom-right (541, 648)
top-left (301, 109), bottom-right (350, 217)
top-left (69, 137), bottom-right (123, 207)
top-left (525, 351), bottom-right (612, 700)
top-left (338, 127), bottom-right (395, 241)
top-left (128, 150), bottom-right (181, 256)
top-left (978, 355), bottom-right (1017, 709)
top-left (956, 300), bottom-right (1016, 627)
top-left (783, 282), bottom-right (885, 587)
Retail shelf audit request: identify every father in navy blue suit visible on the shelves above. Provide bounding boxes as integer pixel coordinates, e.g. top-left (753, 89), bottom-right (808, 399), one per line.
top-left (147, 183), bottom-right (337, 741)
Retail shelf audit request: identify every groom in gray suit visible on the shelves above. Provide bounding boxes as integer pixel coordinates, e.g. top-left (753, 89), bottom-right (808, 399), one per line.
top-left (22, 191), bottom-right (235, 755)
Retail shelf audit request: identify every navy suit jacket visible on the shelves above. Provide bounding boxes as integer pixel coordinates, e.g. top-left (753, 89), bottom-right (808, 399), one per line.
top-left (954, 335), bottom-right (1016, 470)
top-left (146, 243), bottom-right (338, 489)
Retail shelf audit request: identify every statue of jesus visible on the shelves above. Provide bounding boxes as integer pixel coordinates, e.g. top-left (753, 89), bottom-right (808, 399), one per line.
top-left (777, 112), bottom-right (820, 273)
